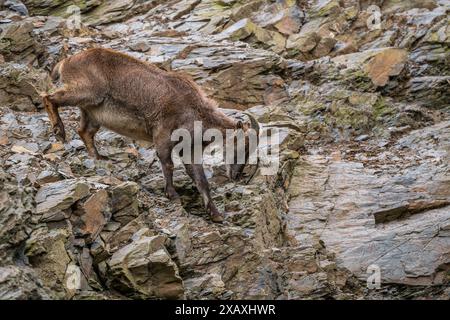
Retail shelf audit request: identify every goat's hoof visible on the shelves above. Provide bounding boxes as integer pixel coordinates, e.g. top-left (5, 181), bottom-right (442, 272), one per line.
top-left (53, 126), bottom-right (66, 143)
top-left (211, 212), bottom-right (225, 223)
top-left (166, 190), bottom-right (180, 201)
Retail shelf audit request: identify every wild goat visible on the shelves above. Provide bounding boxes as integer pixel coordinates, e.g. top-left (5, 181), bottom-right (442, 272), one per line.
top-left (42, 48), bottom-right (259, 223)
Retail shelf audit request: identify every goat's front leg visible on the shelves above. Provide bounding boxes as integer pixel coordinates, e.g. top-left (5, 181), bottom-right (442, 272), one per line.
top-left (42, 87), bottom-right (102, 142)
top-left (42, 94), bottom-right (66, 142)
top-left (185, 164), bottom-right (224, 223)
top-left (78, 110), bottom-right (107, 160)
top-left (156, 145), bottom-right (180, 201)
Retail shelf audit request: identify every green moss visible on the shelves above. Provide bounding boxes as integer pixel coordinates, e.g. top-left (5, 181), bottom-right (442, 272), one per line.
top-left (308, 119), bottom-right (328, 133)
top-left (297, 100), bottom-right (326, 116)
top-left (26, 0), bottom-right (95, 17)
top-left (285, 48), bottom-right (301, 59)
top-left (214, 0), bottom-right (235, 10)
top-left (343, 68), bottom-right (374, 92)
top-left (328, 103), bottom-right (372, 130)
top-left (327, 89), bottom-right (351, 100)
top-left (0, 38), bottom-right (12, 54)
top-left (311, 0), bottom-right (340, 18)
top-left (1, 66), bottom-right (24, 85)
top-left (372, 97), bottom-right (394, 121)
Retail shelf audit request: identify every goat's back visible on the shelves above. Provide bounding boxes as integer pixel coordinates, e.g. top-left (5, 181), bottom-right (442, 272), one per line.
top-left (58, 48), bottom-right (207, 113)
top-left (55, 48), bottom-right (235, 132)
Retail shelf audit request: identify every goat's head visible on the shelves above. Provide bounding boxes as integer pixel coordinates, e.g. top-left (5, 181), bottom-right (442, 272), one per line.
top-left (225, 112), bottom-right (260, 181)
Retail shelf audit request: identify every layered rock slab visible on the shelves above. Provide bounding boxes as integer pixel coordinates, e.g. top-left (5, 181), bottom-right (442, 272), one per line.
top-left (288, 121), bottom-right (450, 287)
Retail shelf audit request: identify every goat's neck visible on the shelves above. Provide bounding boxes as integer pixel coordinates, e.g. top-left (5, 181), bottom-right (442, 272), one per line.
top-left (209, 111), bottom-right (237, 135)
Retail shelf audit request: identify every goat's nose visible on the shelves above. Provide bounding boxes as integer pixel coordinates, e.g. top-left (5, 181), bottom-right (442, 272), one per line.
top-left (232, 170), bottom-right (241, 181)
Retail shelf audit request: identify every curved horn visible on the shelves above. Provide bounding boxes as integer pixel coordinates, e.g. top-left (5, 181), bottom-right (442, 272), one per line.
top-left (243, 112), bottom-right (260, 184)
top-left (243, 112), bottom-right (260, 137)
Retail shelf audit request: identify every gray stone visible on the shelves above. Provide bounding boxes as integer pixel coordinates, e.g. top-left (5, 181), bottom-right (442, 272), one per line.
top-left (35, 179), bottom-right (90, 215)
top-left (0, 266), bottom-right (51, 300)
top-left (107, 230), bottom-right (184, 299)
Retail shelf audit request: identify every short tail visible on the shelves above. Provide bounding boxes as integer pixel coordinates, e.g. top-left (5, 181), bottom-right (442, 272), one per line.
top-left (50, 59), bottom-right (65, 82)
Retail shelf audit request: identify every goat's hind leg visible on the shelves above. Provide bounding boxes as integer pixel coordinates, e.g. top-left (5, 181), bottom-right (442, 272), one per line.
top-left (78, 110), bottom-right (107, 160)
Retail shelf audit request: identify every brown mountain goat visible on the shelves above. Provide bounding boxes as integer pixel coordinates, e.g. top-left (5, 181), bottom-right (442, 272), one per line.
top-left (42, 48), bottom-right (259, 223)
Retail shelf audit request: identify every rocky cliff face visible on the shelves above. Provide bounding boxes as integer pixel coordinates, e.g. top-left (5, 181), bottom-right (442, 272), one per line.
top-left (0, 0), bottom-right (449, 299)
